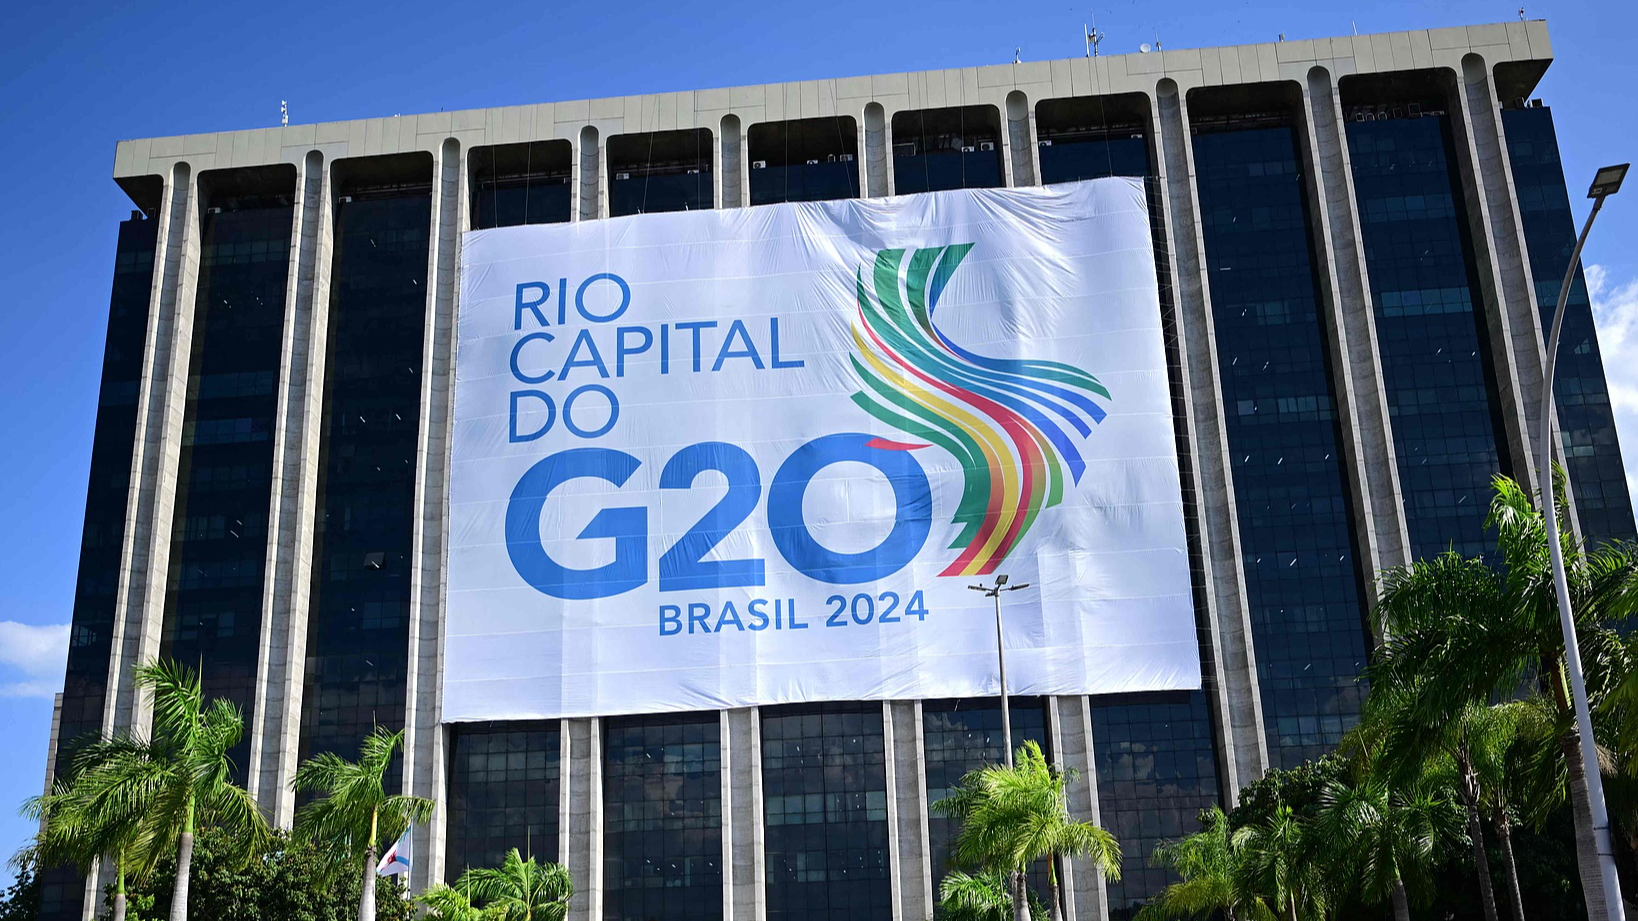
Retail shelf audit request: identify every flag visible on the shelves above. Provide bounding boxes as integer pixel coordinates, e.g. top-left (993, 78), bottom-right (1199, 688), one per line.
top-left (376, 828), bottom-right (412, 877)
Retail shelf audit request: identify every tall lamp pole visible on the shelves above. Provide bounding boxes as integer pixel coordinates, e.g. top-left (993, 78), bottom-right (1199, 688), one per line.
top-left (1538, 162), bottom-right (1628, 921)
top-left (968, 575), bottom-right (1030, 767)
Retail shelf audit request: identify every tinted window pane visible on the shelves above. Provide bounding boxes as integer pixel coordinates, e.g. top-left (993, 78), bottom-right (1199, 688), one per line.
top-left (446, 721), bottom-right (561, 879)
top-left (1346, 107), bottom-right (1508, 559)
top-left (301, 184), bottom-right (431, 770)
top-left (1502, 106), bottom-right (1635, 545)
top-left (747, 117), bottom-right (860, 206)
top-left (1193, 119), bottom-right (1370, 767)
top-left (762, 703), bottom-right (891, 921)
top-left (892, 106), bottom-right (1004, 194)
top-left (471, 141), bottom-right (573, 229)
top-left (604, 713), bottom-right (723, 921)
top-left (608, 129), bottom-right (714, 216)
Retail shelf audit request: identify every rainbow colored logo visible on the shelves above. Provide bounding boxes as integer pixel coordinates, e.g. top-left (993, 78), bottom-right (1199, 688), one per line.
top-left (848, 244), bottom-right (1111, 577)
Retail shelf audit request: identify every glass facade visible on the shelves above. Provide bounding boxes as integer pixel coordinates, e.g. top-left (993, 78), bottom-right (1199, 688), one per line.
top-left (747, 117), bottom-right (860, 206)
top-left (921, 701), bottom-right (1048, 882)
top-left (892, 106), bottom-right (1004, 194)
top-left (1502, 105), bottom-right (1636, 546)
top-left (1035, 109), bottom-right (1226, 913)
top-left (608, 129), bottom-right (714, 217)
top-left (300, 178), bottom-right (431, 768)
top-left (1090, 692), bottom-right (1222, 919)
top-left (603, 714), bottom-right (723, 921)
top-left (1192, 115), bottom-right (1370, 767)
top-left (762, 703), bottom-right (891, 921)
top-left (471, 141), bottom-right (573, 229)
top-left (40, 212), bottom-right (159, 921)
top-left (161, 185), bottom-right (293, 777)
top-left (1346, 105), bottom-right (1508, 560)
top-left (445, 721), bottom-right (561, 879)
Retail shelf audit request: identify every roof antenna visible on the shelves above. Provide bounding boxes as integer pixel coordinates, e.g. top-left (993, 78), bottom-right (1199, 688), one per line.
top-left (1086, 11), bottom-right (1104, 57)
top-left (1014, 46), bottom-right (1021, 64)
top-left (1518, 5), bottom-right (1526, 19)
top-left (1153, 29), bottom-right (1162, 52)
top-left (280, 100), bottom-right (288, 127)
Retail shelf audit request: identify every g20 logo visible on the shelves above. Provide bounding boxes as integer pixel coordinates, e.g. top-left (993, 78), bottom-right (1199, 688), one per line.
top-left (505, 433), bottom-right (932, 599)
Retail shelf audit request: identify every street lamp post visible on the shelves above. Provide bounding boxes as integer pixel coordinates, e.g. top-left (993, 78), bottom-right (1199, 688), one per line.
top-left (1538, 162), bottom-right (1628, 921)
top-left (967, 575), bottom-right (1030, 768)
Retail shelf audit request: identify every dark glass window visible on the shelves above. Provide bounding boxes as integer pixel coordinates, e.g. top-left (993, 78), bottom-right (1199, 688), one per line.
top-left (747, 117), bottom-right (860, 205)
top-left (921, 700), bottom-right (1049, 898)
top-left (445, 721), bottom-right (561, 879)
top-left (604, 713), bottom-right (723, 921)
top-left (1090, 692), bottom-right (1222, 919)
top-left (161, 178), bottom-right (294, 778)
top-left (1036, 104), bottom-right (1225, 914)
top-left (762, 702), bottom-right (891, 921)
top-left (1346, 104), bottom-right (1508, 560)
top-left (608, 129), bottom-right (714, 216)
top-left (471, 141), bottom-right (573, 229)
top-left (892, 106), bottom-right (1004, 194)
top-left (300, 169), bottom-right (431, 770)
top-left (1192, 115), bottom-right (1370, 767)
top-left (41, 211), bottom-right (159, 921)
top-left (1502, 105), bottom-right (1635, 545)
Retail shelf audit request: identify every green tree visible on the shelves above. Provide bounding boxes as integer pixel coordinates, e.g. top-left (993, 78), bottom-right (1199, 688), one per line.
top-left (1137, 806), bottom-right (1271, 921)
top-left (1230, 804), bottom-right (1323, 921)
top-left (417, 882), bottom-right (489, 921)
top-left (0, 854), bottom-right (42, 921)
top-left (939, 741), bottom-right (1120, 921)
top-left (19, 766), bottom-right (155, 921)
top-left (937, 867), bottom-right (1049, 921)
top-left (1370, 474), bottom-right (1638, 919)
top-left (453, 848), bottom-right (572, 921)
top-left (64, 660), bottom-right (268, 921)
top-left (293, 726), bottom-right (435, 921)
top-left (1312, 770), bottom-right (1464, 921)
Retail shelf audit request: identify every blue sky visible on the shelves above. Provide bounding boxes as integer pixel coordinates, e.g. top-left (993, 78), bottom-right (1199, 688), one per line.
top-left (2, 0), bottom-right (1635, 883)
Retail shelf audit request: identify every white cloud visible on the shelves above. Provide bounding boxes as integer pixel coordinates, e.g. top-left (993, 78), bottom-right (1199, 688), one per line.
top-left (1587, 264), bottom-right (1638, 506)
top-left (0, 621), bottom-right (69, 699)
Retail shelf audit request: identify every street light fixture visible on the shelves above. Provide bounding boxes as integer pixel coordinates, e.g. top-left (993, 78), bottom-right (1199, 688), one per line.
top-left (1539, 162), bottom-right (1628, 921)
top-left (967, 576), bottom-right (1031, 768)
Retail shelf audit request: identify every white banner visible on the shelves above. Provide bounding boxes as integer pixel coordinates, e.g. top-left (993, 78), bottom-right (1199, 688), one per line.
top-left (443, 178), bottom-right (1199, 722)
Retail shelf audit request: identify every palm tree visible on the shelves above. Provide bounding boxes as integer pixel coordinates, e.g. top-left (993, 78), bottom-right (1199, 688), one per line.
top-left (1231, 804), bottom-right (1324, 921)
top-left (417, 882), bottom-right (489, 921)
top-left (938, 867), bottom-right (1050, 921)
top-left (454, 848), bottom-right (572, 921)
top-left (941, 741), bottom-right (1121, 921)
top-left (292, 726), bottom-right (435, 921)
top-left (17, 771), bottom-right (152, 921)
top-left (62, 660), bottom-right (268, 921)
top-left (1312, 771), bottom-right (1464, 921)
top-left (1137, 806), bottom-right (1271, 921)
top-left (1368, 473), bottom-right (1638, 921)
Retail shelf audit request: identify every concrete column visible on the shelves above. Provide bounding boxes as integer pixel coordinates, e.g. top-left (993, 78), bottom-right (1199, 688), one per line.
top-left (864, 103), bottom-right (890, 198)
top-left (1296, 68), bottom-right (1411, 587)
top-left (562, 718), bottom-right (604, 921)
top-left (1152, 78), bottom-right (1266, 795)
top-left (886, 700), bottom-right (931, 921)
top-left (406, 136), bottom-right (465, 894)
top-left (1445, 57), bottom-right (1544, 495)
top-left (720, 114), bottom-right (744, 209)
top-left (579, 126), bottom-right (601, 221)
top-left (1051, 696), bottom-right (1108, 921)
top-left (248, 150), bottom-right (333, 823)
top-left (723, 707), bottom-right (765, 921)
top-left (104, 160), bottom-right (201, 740)
top-left (1006, 90), bottom-right (1038, 187)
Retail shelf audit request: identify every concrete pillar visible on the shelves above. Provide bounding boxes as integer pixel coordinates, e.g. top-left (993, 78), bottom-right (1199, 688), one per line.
top-left (720, 114), bottom-right (744, 209)
top-left (723, 708), bottom-right (766, 921)
top-left (864, 103), bottom-right (890, 197)
top-left (1052, 696), bottom-right (1108, 921)
top-left (1445, 57), bottom-right (1546, 495)
top-left (406, 137), bottom-right (465, 893)
top-left (886, 700), bottom-right (931, 921)
top-left (579, 126), bottom-right (601, 221)
top-left (248, 150), bottom-right (333, 823)
top-left (1296, 68), bottom-right (1412, 587)
top-left (1006, 90), bottom-right (1038, 187)
top-left (104, 160), bottom-right (201, 741)
top-left (1151, 78), bottom-right (1264, 796)
top-left (562, 718), bottom-right (604, 921)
